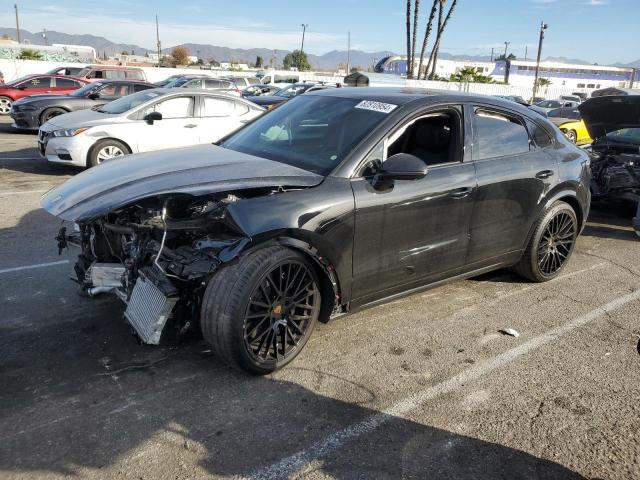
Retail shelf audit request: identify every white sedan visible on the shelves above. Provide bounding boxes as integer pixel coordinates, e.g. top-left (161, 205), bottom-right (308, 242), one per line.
top-left (38, 88), bottom-right (265, 167)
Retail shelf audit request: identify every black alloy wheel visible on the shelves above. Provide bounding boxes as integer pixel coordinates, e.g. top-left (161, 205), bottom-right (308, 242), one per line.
top-left (40, 107), bottom-right (67, 125)
top-left (200, 246), bottom-right (322, 374)
top-left (243, 260), bottom-right (320, 363)
top-left (514, 201), bottom-right (578, 282)
top-left (536, 210), bottom-right (576, 276)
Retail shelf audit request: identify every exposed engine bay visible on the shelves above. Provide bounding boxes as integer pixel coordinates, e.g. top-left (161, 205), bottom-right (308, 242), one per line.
top-left (57, 191), bottom-right (266, 345)
top-left (590, 144), bottom-right (640, 199)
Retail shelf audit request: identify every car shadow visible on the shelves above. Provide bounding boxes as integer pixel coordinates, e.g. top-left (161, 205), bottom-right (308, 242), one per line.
top-left (0, 120), bottom-right (36, 135)
top-left (0, 147), bottom-right (79, 177)
top-left (582, 199), bottom-right (639, 242)
top-left (0, 292), bottom-right (586, 479)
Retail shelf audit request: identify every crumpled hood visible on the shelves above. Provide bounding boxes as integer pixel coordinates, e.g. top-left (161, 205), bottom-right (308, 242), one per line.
top-left (41, 144), bottom-right (323, 221)
top-left (578, 95), bottom-right (640, 140)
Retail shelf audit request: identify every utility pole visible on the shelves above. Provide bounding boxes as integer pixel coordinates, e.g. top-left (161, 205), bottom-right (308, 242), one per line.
top-left (524, 45), bottom-right (528, 61)
top-left (490, 47), bottom-right (494, 62)
top-left (346, 31), bottom-right (351, 74)
top-left (532, 22), bottom-right (548, 103)
top-left (155, 14), bottom-right (161, 68)
top-left (14, 4), bottom-right (21, 43)
top-left (42, 28), bottom-right (47, 46)
top-left (503, 41), bottom-right (510, 59)
top-left (299, 24), bottom-right (308, 71)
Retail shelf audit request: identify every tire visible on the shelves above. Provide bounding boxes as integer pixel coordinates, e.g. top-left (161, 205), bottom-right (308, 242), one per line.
top-left (87, 139), bottom-right (130, 168)
top-left (201, 246), bottom-right (322, 374)
top-left (0, 96), bottom-right (12, 115)
top-left (514, 201), bottom-right (578, 282)
top-left (40, 107), bottom-right (68, 126)
top-left (564, 130), bottom-right (577, 144)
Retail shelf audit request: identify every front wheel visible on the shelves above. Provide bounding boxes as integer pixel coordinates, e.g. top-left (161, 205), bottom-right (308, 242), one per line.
top-left (40, 107), bottom-right (68, 126)
top-left (514, 201), bottom-right (578, 282)
top-left (201, 247), bottom-right (321, 374)
top-left (0, 96), bottom-right (12, 115)
top-left (564, 129), bottom-right (577, 144)
top-left (87, 139), bottom-right (130, 167)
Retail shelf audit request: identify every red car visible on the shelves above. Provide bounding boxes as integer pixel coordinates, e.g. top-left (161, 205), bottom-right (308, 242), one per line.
top-left (0, 74), bottom-right (88, 115)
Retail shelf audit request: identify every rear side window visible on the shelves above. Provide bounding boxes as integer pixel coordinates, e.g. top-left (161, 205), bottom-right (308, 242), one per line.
top-left (91, 70), bottom-right (104, 79)
top-left (185, 79), bottom-right (203, 88)
top-left (526, 120), bottom-right (554, 148)
top-left (133, 83), bottom-right (153, 92)
top-left (473, 108), bottom-right (531, 160)
top-left (105, 70), bottom-right (125, 80)
top-left (204, 79), bottom-right (223, 88)
top-left (202, 96), bottom-right (236, 117)
top-left (247, 77), bottom-right (260, 85)
top-left (126, 70), bottom-right (144, 79)
top-left (55, 77), bottom-right (82, 88)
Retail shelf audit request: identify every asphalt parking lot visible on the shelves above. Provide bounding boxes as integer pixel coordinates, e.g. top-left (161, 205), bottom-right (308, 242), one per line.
top-left (1, 114), bottom-right (639, 480)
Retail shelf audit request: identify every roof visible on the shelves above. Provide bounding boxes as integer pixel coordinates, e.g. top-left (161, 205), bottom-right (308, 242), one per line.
top-left (306, 86), bottom-right (453, 104)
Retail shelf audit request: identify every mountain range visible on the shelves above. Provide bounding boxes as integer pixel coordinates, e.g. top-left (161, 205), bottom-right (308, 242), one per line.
top-left (1, 27), bottom-right (638, 70)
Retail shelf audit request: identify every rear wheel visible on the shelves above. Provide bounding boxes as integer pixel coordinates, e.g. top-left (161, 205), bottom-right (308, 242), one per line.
top-left (87, 139), bottom-right (130, 167)
top-left (40, 107), bottom-right (68, 125)
top-left (0, 96), bottom-right (12, 114)
top-left (514, 201), bottom-right (578, 282)
top-left (201, 246), bottom-right (321, 374)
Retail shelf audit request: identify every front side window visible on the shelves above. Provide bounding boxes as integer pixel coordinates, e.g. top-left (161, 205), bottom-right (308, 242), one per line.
top-left (19, 77), bottom-right (52, 89)
top-left (184, 79), bottom-right (203, 88)
top-left (473, 108), bottom-right (531, 160)
top-left (143, 96), bottom-right (194, 119)
top-left (126, 70), bottom-right (144, 79)
top-left (105, 70), bottom-right (125, 80)
top-left (222, 96), bottom-right (391, 175)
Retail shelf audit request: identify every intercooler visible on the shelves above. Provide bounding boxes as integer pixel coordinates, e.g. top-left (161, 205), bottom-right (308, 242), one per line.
top-left (124, 268), bottom-right (179, 345)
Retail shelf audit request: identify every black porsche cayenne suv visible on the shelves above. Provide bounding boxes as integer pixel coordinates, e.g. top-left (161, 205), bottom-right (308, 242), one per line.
top-left (42, 87), bottom-right (591, 374)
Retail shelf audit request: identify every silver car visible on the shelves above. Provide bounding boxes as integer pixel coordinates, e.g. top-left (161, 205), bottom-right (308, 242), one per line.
top-left (38, 88), bottom-right (264, 168)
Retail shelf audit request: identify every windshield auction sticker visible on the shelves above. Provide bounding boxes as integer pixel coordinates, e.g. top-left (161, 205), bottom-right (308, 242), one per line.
top-left (355, 100), bottom-right (398, 114)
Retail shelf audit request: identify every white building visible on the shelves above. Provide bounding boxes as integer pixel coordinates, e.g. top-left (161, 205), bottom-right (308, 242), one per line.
top-left (490, 59), bottom-right (636, 90)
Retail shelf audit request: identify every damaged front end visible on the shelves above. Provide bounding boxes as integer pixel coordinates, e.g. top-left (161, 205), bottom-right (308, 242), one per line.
top-left (59, 193), bottom-right (251, 344)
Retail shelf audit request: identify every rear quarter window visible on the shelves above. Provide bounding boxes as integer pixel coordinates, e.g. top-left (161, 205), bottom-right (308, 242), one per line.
top-left (473, 107), bottom-right (532, 160)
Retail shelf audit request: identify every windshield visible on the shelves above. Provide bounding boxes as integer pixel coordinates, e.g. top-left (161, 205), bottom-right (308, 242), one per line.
top-left (70, 82), bottom-right (102, 97)
top-left (5, 75), bottom-right (32, 86)
top-left (221, 95), bottom-right (392, 175)
top-left (97, 90), bottom-right (165, 114)
top-left (276, 85), bottom-right (308, 98)
top-left (77, 68), bottom-right (91, 77)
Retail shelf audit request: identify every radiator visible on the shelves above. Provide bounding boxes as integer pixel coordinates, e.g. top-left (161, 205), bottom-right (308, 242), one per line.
top-left (124, 268), bottom-right (178, 345)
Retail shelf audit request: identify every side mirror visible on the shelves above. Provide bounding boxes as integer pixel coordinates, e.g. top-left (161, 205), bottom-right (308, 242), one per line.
top-left (87, 92), bottom-right (100, 100)
top-left (372, 153), bottom-right (428, 190)
top-left (16, 84), bottom-right (26, 90)
top-left (144, 111), bottom-right (162, 124)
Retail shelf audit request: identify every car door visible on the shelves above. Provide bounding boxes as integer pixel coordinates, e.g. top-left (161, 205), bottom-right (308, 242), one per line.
top-left (134, 94), bottom-right (200, 152)
top-left (197, 95), bottom-right (260, 143)
top-left (466, 104), bottom-right (558, 264)
top-left (350, 105), bottom-right (477, 303)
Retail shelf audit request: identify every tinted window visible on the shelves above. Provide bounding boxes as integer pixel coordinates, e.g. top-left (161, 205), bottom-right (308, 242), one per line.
top-left (133, 83), bottom-right (153, 92)
top-left (474, 108), bottom-right (531, 159)
top-left (20, 77), bottom-right (52, 89)
top-left (91, 70), bottom-right (104, 79)
top-left (247, 77), bottom-right (260, 85)
top-left (222, 96), bottom-right (391, 175)
top-left (55, 77), bottom-right (82, 88)
top-left (142, 96), bottom-right (194, 119)
top-left (526, 120), bottom-right (553, 148)
top-left (185, 79), bottom-right (203, 88)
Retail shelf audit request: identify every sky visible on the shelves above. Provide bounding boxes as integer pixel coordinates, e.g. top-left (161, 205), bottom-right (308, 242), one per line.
top-left (1, 0), bottom-right (638, 64)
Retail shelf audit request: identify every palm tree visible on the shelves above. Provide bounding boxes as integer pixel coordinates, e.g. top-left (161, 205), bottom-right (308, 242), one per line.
top-left (417, 0), bottom-right (439, 80)
top-left (450, 67), bottom-right (478, 83)
top-left (408, 0), bottom-right (421, 78)
top-left (426, 0), bottom-right (457, 78)
top-left (406, 0), bottom-right (412, 78)
top-left (18, 48), bottom-right (42, 60)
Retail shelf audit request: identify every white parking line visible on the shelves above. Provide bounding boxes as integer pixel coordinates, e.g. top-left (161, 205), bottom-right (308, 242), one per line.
top-left (0, 260), bottom-right (69, 275)
top-left (248, 288), bottom-right (640, 480)
top-left (0, 189), bottom-right (49, 196)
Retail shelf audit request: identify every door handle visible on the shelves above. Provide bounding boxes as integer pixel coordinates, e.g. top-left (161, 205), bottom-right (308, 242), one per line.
top-left (184, 124), bottom-right (197, 128)
top-left (535, 169), bottom-right (554, 179)
top-left (449, 187), bottom-right (472, 199)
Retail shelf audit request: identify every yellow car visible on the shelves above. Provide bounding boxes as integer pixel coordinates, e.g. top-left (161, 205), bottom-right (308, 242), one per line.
top-left (550, 118), bottom-right (592, 145)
